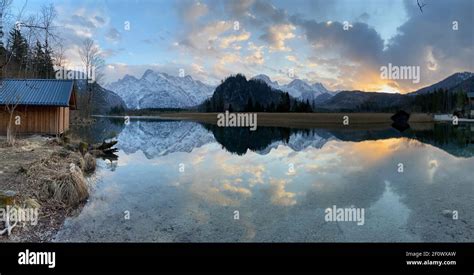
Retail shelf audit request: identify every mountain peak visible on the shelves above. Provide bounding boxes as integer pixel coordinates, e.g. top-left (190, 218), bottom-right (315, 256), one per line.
top-left (311, 82), bottom-right (329, 93)
top-left (289, 78), bottom-right (304, 84)
top-left (287, 79), bottom-right (310, 87)
top-left (143, 69), bottom-right (155, 78)
top-left (253, 74), bottom-right (272, 82)
top-left (251, 74), bottom-right (278, 86)
top-left (251, 74), bottom-right (332, 99)
top-left (107, 70), bottom-right (215, 109)
top-left (122, 74), bottom-right (138, 81)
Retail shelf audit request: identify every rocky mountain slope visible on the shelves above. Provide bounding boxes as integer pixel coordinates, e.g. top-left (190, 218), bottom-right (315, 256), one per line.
top-left (75, 80), bottom-right (126, 114)
top-left (106, 70), bottom-right (215, 109)
top-left (252, 74), bottom-right (334, 102)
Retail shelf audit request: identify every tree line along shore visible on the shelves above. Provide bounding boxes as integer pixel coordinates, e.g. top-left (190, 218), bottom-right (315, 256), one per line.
top-left (152, 112), bottom-right (434, 129)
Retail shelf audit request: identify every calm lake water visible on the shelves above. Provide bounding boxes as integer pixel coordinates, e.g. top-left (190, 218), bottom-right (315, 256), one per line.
top-left (54, 118), bottom-right (474, 242)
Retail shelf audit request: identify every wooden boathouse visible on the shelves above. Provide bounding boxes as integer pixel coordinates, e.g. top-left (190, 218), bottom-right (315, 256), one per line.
top-left (0, 79), bottom-right (77, 135)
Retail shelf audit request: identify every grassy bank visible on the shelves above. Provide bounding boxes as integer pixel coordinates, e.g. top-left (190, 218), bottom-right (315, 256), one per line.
top-left (0, 135), bottom-right (98, 242)
top-left (157, 112), bottom-right (434, 129)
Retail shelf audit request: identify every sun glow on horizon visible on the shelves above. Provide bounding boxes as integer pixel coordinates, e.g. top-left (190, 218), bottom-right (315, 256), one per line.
top-left (375, 84), bottom-right (402, 94)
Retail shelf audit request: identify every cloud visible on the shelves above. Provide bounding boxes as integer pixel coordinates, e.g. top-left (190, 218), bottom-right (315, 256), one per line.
top-left (59, 7), bottom-right (108, 41)
top-left (245, 42), bottom-right (265, 64)
top-left (382, 0), bottom-right (474, 92)
top-left (260, 24), bottom-right (296, 52)
top-left (219, 31), bottom-right (251, 48)
top-left (252, 0), bottom-right (288, 25)
top-left (69, 14), bottom-right (101, 29)
top-left (101, 48), bottom-right (124, 58)
top-left (267, 178), bottom-right (296, 206)
top-left (52, 0), bottom-right (473, 93)
top-left (105, 27), bottom-right (121, 43)
top-left (51, 4), bottom-right (111, 70)
top-left (175, 19), bottom-right (266, 83)
top-left (357, 12), bottom-right (370, 22)
top-left (179, 0), bottom-right (209, 22)
top-left (288, 0), bottom-right (473, 92)
top-left (286, 55), bottom-right (297, 62)
top-left (291, 17), bottom-right (384, 66)
top-left (218, 53), bottom-right (241, 65)
top-left (222, 183), bottom-right (252, 197)
top-left (223, 0), bottom-right (288, 29)
top-left (179, 20), bottom-right (232, 51)
top-left (224, 0), bottom-right (255, 18)
top-left (191, 63), bottom-right (206, 75)
top-left (94, 15), bottom-right (105, 24)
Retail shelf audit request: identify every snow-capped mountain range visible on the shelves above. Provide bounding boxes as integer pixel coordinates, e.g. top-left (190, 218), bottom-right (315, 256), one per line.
top-left (106, 70), bottom-right (335, 109)
top-left (251, 74), bottom-right (334, 101)
top-left (106, 69), bottom-right (215, 109)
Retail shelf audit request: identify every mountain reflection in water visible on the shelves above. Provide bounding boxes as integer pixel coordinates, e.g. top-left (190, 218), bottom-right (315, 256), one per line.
top-left (72, 118), bottom-right (474, 158)
top-left (57, 118), bottom-right (474, 242)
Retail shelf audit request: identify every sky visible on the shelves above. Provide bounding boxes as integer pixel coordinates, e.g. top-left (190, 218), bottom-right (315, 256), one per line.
top-left (6, 0), bottom-right (474, 93)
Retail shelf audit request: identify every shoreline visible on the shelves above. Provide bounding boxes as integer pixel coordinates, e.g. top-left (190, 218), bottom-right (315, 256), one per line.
top-left (0, 136), bottom-right (98, 242)
top-left (95, 112), bottom-right (435, 130)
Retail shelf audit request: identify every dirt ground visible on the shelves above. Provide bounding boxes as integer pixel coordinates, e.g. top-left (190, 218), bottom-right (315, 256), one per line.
top-left (0, 136), bottom-right (89, 242)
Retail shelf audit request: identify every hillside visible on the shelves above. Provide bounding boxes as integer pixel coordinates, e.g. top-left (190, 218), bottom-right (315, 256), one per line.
top-left (318, 72), bottom-right (474, 112)
top-left (75, 80), bottom-right (127, 114)
top-left (411, 72), bottom-right (474, 95)
top-left (200, 74), bottom-right (312, 112)
top-left (321, 91), bottom-right (409, 111)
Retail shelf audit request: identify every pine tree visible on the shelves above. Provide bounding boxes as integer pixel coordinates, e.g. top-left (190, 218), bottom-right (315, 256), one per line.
top-left (269, 102), bottom-right (275, 112)
top-left (42, 41), bottom-right (55, 78)
top-left (7, 28), bottom-right (28, 71)
top-left (30, 40), bottom-right (56, 79)
top-left (285, 93), bottom-right (290, 112)
top-left (205, 99), bottom-right (212, 112)
top-left (246, 97), bottom-right (254, 112)
top-left (305, 99), bottom-right (312, 112)
top-left (32, 40), bottom-right (44, 78)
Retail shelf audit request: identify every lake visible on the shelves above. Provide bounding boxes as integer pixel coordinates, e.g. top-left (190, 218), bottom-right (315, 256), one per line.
top-left (54, 118), bottom-right (474, 242)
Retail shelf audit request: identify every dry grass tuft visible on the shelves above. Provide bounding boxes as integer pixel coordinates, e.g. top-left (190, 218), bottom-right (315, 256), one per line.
top-left (48, 166), bottom-right (88, 206)
top-left (26, 151), bottom-right (90, 207)
top-left (83, 153), bottom-right (96, 174)
top-left (23, 197), bottom-right (41, 209)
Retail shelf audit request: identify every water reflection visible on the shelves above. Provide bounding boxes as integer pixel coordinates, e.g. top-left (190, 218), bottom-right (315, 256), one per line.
top-left (72, 117), bottom-right (125, 144)
top-left (57, 119), bottom-right (474, 242)
top-left (202, 124), bottom-right (293, 155)
top-left (72, 118), bottom-right (474, 158)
